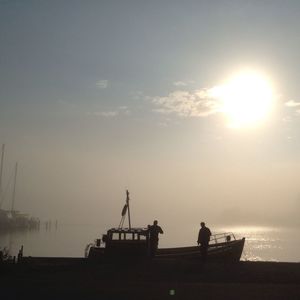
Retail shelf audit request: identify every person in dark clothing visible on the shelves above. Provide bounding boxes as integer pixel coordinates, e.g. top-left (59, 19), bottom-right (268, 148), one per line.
top-left (148, 220), bottom-right (164, 257)
top-left (197, 222), bottom-right (211, 262)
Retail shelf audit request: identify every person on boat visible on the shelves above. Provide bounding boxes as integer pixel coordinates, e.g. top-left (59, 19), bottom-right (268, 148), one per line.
top-left (148, 220), bottom-right (164, 258)
top-left (197, 222), bottom-right (211, 261)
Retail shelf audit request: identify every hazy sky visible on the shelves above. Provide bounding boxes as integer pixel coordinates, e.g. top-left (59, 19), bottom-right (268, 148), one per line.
top-left (1, 0), bottom-right (300, 228)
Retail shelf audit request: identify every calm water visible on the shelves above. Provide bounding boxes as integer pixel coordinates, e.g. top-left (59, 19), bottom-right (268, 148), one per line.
top-left (1, 224), bottom-right (300, 262)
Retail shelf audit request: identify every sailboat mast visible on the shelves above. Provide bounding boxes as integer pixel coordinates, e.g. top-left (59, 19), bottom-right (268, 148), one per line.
top-left (0, 144), bottom-right (4, 195)
top-left (126, 189), bottom-right (131, 229)
top-left (0, 144), bottom-right (5, 208)
top-left (11, 162), bottom-right (18, 212)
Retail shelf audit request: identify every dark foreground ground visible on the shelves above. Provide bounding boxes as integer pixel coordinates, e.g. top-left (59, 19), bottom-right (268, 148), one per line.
top-left (1, 259), bottom-right (300, 300)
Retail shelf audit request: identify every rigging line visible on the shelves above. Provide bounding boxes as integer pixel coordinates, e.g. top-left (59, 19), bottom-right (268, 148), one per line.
top-left (119, 214), bottom-right (126, 229)
top-left (118, 216), bottom-right (123, 229)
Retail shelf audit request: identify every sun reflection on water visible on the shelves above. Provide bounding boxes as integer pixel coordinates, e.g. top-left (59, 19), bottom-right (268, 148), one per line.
top-left (215, 225), bottom-right (299, 262)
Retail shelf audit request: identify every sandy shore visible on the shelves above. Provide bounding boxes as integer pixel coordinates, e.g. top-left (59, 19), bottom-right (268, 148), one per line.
top-left (1, 260), bottom-right (300, 299)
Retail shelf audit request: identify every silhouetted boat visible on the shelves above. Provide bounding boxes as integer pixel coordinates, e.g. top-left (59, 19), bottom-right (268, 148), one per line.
top-left (87, 191), bottom-right (245, 262)
top-left (87, 227), bottom-right (245, 262)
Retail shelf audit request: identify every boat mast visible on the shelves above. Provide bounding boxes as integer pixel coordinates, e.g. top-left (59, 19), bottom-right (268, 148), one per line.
top-left (0, 144), bottom-right (4, 207)
top-left (11, 162), bottom-right (18, 213)
top-left (126, 189), bottom-right (131, 229)
top-left (118, 190), bottom-right (132, 229)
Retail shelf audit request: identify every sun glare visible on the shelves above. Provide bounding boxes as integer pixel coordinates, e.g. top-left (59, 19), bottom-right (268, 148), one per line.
top-left (219, 71), bottom-right (274, 129)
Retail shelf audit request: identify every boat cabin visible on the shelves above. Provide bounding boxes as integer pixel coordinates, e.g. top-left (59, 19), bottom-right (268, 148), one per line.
top-left (103, 227), bottom-right (149, 257)
top-left (87, 227), bottom-right (150, 259)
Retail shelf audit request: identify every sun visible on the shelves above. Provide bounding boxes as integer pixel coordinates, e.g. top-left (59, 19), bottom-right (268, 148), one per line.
top-left (218, 71), bottom-right (274, 128)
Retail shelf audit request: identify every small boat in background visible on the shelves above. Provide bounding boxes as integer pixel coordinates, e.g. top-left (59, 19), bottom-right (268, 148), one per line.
top-left (0, 144), bottom-right (40, 230)
top-left (87, 191), bottom-right (245, 262)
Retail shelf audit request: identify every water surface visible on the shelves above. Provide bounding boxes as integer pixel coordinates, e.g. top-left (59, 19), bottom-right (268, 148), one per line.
top-left (1, 224), bottom-right (299, 262)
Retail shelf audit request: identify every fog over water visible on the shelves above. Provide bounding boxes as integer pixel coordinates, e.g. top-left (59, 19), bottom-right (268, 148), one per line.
top-left (1, 148), bottom-right (299, 229)
top-left (1, 224), bottom-right (300, 262)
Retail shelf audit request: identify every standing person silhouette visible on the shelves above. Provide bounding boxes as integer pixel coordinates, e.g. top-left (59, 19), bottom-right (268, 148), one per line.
top-left (148, 220), bottom-right (164, 258)
top-left (197, 222), bottom-right (211, 262)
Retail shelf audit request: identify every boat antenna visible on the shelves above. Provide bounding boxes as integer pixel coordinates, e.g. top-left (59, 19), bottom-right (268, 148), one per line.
top-left (118, 189), bottom-right (132, 229)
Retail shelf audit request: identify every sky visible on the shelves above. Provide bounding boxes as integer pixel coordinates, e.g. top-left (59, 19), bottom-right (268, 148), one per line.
top-left (1, 0), bottom-right (300, 229)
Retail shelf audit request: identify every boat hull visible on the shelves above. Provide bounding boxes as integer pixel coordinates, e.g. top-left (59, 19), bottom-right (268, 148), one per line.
top-left (88, 238), bottom-right (245, 262)
top-left (156, 238), bottom-right (245, 262)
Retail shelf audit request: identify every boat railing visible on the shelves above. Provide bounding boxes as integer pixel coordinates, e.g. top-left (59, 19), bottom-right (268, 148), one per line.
top-left (210, 232), bottom-right (236, 245)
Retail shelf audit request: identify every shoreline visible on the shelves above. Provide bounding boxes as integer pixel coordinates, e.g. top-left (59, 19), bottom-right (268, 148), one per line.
top-left (1, 260), bottom-right (300, 299)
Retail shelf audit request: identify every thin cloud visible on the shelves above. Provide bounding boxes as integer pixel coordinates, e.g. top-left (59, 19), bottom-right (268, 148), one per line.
top-left (285, 100), bottom-right (300, 107)
top-left (173, 80), bottom-right (195, 87)
top-left (284, 100), bottom-right (300, 115)
top-left (96, 80), bottom-right (108, 89)
top-left (151, 87), bottom-right (222, 117)
top-left (173, 81), bottom-right (187, 87)
top-left (90, 111), bottom-right (118, 117)
top-left (87, 106), bottom-right (131, 118)
top-left (118, 106), bottom-right (131, 115)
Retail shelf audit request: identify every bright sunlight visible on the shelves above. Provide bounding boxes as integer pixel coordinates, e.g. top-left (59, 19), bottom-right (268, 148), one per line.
top-left (218, 71), bottom-right (275, 128)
